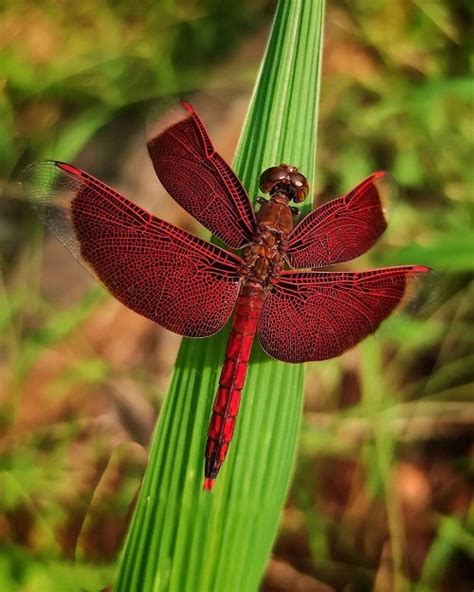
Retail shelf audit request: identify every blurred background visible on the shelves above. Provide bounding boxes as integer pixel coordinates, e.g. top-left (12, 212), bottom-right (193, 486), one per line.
top-left (0, 1), bottom-right (472, 591)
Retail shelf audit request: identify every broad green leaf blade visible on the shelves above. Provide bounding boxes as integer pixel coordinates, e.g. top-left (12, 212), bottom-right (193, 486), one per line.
top-left (115, 1), bottom-right (325, 591)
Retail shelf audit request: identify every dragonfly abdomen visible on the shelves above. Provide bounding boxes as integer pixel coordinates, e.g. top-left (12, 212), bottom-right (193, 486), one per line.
top-left (204, 283), bottom-right (264, 490)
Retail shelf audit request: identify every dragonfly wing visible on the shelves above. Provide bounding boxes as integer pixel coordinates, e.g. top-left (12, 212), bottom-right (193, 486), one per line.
top-left (147, 101), bottom-right (256, 249)
top-left (24, 161), bottom-right (242, 337)
top-left (259, 266), bottom-right (431, 363)
top-left (286, 172), bottom-right (394, 268)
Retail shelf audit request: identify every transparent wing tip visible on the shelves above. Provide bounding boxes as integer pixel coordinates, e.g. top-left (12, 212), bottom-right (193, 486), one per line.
top-left (403, 265), bottom-right (438, 314)
top-left (373, 170), bottom-right (399, 219)
top-left (20, 160), bottom-right (65, 207)
top-left (146, 99), bottom-right (193, 146)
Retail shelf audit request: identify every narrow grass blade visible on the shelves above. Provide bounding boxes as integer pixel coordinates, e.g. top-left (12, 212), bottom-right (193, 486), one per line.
top-left (115, 1), bottom-right (325, 590)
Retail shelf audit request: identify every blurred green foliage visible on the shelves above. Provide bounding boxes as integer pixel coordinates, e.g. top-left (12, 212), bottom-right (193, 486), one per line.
top-left (315, 1), bottom-right (473, 277)
top-left (0, 0), bottom-right (271, 172)
top-left (0, 0), bottom-right (472, 590)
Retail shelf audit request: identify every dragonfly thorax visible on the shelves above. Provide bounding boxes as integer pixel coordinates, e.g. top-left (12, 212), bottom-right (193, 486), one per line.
top-left (240, 198), bottom-right (294, 288)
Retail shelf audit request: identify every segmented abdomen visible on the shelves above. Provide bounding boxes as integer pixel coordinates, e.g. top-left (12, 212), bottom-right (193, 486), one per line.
top-left (204, 283), bottom-right (264, 490)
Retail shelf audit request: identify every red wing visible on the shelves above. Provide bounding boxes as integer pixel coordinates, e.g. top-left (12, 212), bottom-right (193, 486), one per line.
top-left (258, 266), bottom-right (431, 363)
top-left (147, 101), bottom-right (256, 249)
top-left (286, 172), bottom-right (394, 268)
top-left (24, 161), bottom-right (242, 337)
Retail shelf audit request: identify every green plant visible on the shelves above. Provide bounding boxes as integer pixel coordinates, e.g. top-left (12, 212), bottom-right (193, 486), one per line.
top-left (115, 1), bottom-right (325, 590)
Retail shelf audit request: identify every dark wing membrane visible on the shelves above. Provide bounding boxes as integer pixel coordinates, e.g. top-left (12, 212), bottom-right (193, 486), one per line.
top-left (24, 161), bottom-right (242, 337)
top-left (286, 172), bottom-right (393, 268)
top-left (259, 266), bottom-right (431, 363)
top-left (147, 101), bottom-right (256, 249)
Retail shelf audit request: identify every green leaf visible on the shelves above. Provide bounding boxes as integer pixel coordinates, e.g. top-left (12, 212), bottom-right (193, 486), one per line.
top-left (115, 1), bottom-right (325, 591)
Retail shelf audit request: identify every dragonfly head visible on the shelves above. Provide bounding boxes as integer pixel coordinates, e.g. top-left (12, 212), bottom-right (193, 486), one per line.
top-left (259, 164), bottom-right (309, 204)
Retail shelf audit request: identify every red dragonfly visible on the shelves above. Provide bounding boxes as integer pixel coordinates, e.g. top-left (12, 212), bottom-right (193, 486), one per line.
top-left (25, 101), bottom-right (430, 491)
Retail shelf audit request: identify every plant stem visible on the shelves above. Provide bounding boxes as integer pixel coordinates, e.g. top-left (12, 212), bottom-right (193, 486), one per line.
top-left (115, 2), bottom-right (325, 590)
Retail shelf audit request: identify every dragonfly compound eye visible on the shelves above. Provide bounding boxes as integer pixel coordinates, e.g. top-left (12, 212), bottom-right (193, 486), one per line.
top-left (289, 172), bottom-right (309, 203)
top-left (259, 166), bottom-right (289, 193)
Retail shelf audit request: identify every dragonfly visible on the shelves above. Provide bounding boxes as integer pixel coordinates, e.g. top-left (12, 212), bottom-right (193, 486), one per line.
top-left (24, 101), bottom-right (430, 491)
